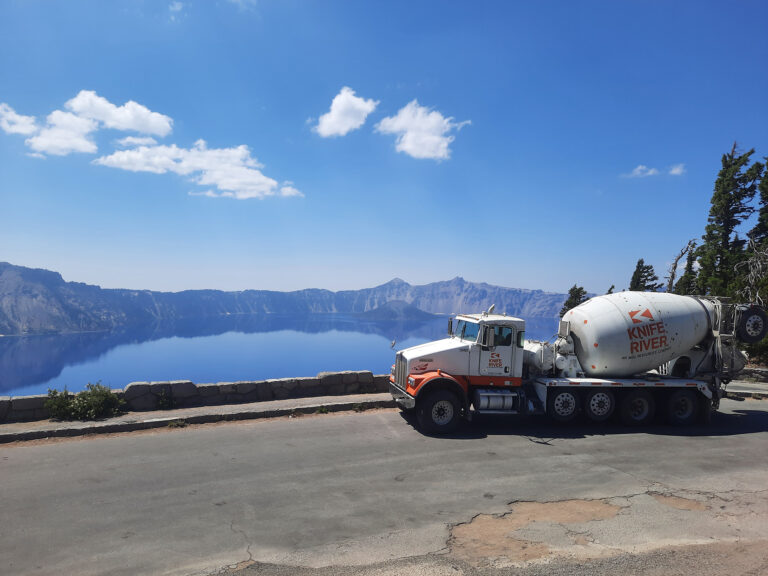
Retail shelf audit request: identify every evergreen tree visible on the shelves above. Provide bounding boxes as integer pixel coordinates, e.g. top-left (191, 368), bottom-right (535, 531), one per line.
top-left (697, 144), bottom-right (764, 296)
top-left (606, 285), bottom-right (615, 294)
top-left (673, 244), bottom-right (699, 295)
top-left (560, 284), bottom-right (587, 317)
top-left (748, 156), bottom-right (768, 246)
top-left (629, 259), bottom-right (663, 291)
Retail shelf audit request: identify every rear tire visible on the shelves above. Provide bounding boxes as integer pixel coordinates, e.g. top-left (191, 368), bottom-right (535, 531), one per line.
top-left (666, 389), bottom-right (698, 426)
top-left (547, 389), bottom-right (579, 422)
top-left (417, 390), bottom-right (461, 434)
top-left (698, 397), bottom-right (714, 425)
top-left (620, 390), bottom-right (655, 426)
top-left (584, 389), bottom-right (615, 422)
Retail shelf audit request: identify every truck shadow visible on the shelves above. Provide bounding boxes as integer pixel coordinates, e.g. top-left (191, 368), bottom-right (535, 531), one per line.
top-left (398, 401), bottom-right (768, 440)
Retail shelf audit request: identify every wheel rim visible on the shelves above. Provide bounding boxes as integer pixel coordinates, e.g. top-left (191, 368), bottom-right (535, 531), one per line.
top-left (553, 392), bottom-right (576, 417)
top-left (745, 314), bottom-right (764, 337)
top-left (431, 400), bottom-right (454, 426)
top-left (629, 398), bottom-right (649, 420)
top-left (672, 395), bottom-right (695, 420)
top-left (588, 392), bottom-right (613, 417)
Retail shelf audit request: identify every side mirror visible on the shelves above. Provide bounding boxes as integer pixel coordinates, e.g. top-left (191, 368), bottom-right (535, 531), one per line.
top-left (481, 326), bottom-right (495, 348)
top-left (447, 318), bottom-right (453, 336)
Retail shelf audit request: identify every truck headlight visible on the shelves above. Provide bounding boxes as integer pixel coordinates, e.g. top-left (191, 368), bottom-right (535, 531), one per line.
top-left (408, 377), bottom-right (415, 387)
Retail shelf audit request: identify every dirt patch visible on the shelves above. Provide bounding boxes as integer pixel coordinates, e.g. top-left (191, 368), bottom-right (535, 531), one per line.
top-left (450, 499), bottom-right (621, 566)
top-left (651, 493), bottom-right (709, 511)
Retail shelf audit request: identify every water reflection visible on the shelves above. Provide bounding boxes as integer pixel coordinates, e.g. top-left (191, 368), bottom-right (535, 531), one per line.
top-left (0, 314), bottom-right (559, 396)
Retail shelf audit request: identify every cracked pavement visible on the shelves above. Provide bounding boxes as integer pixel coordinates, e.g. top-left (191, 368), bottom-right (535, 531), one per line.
top-left (1, 398), bottom-right (767, 575)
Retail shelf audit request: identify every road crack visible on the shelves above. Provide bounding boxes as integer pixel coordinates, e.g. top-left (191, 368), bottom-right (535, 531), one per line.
top-left (229, 520), bottom-right (254, 567)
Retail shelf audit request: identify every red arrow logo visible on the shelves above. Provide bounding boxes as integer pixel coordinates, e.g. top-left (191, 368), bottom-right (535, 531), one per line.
top-left (629, 309), bottom-right (654, 324)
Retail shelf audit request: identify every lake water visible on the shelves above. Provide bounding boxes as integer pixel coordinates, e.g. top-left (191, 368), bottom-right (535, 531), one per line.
top-left (0, 314), bottom-right (559, 397)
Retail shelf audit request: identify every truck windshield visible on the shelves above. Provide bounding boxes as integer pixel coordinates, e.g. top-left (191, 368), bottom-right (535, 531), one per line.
top-left (454, 320), bottom-right (480, 342)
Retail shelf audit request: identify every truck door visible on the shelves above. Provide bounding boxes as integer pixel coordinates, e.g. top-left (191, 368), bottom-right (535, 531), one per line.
top-left (479, 326), bottom-right (514, 376)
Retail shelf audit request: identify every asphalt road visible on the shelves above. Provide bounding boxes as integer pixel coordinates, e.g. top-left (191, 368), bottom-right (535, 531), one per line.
top-left (2, 398), bottom-right (767, 576)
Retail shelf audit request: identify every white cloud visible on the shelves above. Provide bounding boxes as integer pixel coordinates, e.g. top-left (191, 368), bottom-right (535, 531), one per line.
top-left (188, 189), bottom-right (223, 198)
top-left (669, 163), bottom-right (686, 176)
top-left (315, 87), bottom-right (379, 138)
top-left (116, 136), bottom-right (158, 148)
top-left (169, 2), bottom-right (183, 21)
top-left (0, 103), bottom-right (38, 135)
top-left (94, 139), bottom-right (292, 200)
top-left (25, 110), bottom-right (98, 156)
top-left (375, 100), bottom-right (469, 160)
top-left (623, 164), bottom-right (660, 178)
top-left (1, 91), bottom-right (298, 200)
top-left (279, 181), bottom-right (303, 197)
top-left (66, 90), bottom-right (173, 137)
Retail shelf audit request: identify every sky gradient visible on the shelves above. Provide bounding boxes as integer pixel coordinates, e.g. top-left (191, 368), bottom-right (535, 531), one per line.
top-left (1, 0), bottom-right (767, 294)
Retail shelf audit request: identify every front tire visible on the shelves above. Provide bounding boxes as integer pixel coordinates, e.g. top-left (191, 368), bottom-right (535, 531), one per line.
top-left (417, 390), bottom-right (461, 434)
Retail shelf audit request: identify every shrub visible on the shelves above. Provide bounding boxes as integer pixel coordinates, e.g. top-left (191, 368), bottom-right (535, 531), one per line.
top-left (45, 382), bottom-right (124, 421)
top-left (45, 388), bottom-right (74, 420)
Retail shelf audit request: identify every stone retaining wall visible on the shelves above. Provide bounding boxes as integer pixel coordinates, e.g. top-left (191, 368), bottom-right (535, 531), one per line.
top-left (0, 371), bottom-right (390, 423)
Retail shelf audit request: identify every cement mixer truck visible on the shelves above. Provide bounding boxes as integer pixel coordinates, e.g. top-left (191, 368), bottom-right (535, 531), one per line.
top-left (389, 292), bottom-right (768, 433)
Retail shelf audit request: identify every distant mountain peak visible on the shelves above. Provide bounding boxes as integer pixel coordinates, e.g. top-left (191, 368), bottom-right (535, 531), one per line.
top-left (381, 277), bottom-right (409, 287)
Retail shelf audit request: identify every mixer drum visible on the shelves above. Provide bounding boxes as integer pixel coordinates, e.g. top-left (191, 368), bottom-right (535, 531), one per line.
top-left (564, 292), bottom-right (715, 378)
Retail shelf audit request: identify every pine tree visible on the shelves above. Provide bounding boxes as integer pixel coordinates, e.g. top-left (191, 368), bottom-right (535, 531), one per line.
top-left (560, 284), bottom-right (587, 317)
top-left (748, 156), bottom-right (768, 246)
top-left (673, 245), bottom-right (699, 295)
top-left (629, 259), bottom-right (663, 291)
top-left (697, 144), bottom-right (764, 296)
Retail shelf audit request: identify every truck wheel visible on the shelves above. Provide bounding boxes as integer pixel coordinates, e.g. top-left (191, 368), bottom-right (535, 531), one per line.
top-left (584, 389), bottom-right (615, 422)
top-left (698, 397), bottom-right (713, 425)
top-left (736, 306), bottom-right (768, 344)
top-left (417, 390), bottom-right (461, 434)
top-left (547, 389), bottom-right (579, 422)
top-left (620, 390), bottom-right (655, 426)
top-left (666, 390), bottom-right (698, 425)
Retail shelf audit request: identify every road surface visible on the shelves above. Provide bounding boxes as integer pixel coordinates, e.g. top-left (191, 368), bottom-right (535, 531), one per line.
top-left (1, 398), bottom-right (767, 575)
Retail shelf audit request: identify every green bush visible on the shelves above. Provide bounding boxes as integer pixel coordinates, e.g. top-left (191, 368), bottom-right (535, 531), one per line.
top-left (45, 388), bottom-right (74, 420)
top-left (45, 382), bottom-right (124, 421)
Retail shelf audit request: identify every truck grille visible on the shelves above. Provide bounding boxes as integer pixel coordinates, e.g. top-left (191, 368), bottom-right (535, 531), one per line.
top-left (395, 353), bottom-right (408, 389)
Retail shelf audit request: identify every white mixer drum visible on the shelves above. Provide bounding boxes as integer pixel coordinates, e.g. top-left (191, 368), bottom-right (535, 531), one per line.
top-left (564, 292), bottom-right (714, 377)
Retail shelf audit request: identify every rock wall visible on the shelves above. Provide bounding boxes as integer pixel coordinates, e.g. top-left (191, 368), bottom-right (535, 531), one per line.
top-left (0, 371), bottom-right (389, 423)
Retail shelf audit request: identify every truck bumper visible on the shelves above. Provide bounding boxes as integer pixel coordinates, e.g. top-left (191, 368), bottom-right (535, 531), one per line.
top-left (390, 381), bottom-right (416, 409)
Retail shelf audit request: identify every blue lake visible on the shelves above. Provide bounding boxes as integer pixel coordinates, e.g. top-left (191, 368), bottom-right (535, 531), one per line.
top-left (0, 314), bottom-right (559, 397)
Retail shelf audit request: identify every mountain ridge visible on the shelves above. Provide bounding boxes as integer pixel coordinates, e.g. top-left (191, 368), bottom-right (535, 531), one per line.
top-left (0, 262), bottom-right (567, 335)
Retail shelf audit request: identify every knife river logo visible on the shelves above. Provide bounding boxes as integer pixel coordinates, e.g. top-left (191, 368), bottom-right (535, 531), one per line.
top-left (627, 309), bottom-right (669, 355)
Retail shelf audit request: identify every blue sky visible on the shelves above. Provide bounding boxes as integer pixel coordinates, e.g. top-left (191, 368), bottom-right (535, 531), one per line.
top-left (1, 0), bottom-right (767, 294)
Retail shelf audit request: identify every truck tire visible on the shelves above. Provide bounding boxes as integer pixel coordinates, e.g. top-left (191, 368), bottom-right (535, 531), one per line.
top-left (620, 390), bottom-right (655, 426)
top-left (584, 389), bottom-right (615, 422)
top-left (417, 390), bottom-right (461, 434)
top-left (547, 389), bottom-right (579, 422)
top-left (698, 397), bottom-right (714, 425)
top-left (666, 390), bottom-right (698, 426)
top-left (736, 306), bottom-right (768, 344)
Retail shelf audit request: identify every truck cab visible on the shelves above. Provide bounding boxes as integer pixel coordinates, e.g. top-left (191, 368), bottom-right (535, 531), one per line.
top-left (390, 312), bottom-right (527, 432)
